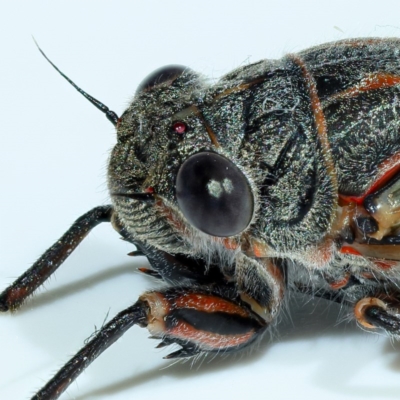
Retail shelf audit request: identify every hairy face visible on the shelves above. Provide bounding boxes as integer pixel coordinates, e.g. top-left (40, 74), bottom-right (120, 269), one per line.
top-left (108, 59), bottom-right (336, 262)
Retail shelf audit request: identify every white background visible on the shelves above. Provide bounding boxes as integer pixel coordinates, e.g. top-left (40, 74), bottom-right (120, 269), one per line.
top-left (1, 1), bottom-right (400, 399)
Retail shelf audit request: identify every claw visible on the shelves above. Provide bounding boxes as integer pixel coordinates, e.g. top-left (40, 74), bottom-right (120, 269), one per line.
top-left (155, 338), bottom-right (175, 348)
top-left (128, 250), bottom-right (145, 257)
top-left (138, 268), bottom-right (162, 279)
top-left (164, 347), bottom-right (200, 359)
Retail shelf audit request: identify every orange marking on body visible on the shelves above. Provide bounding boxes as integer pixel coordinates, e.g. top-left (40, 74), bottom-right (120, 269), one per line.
top-left (340, 152), bottom-right (400, 206)
top-left (330, 73), bottom-right (400, 103)
top-left (145, 186), bottom-right (155, 193)
top-left (339, 151), bottom-right (400, 206)
top-left (156, 199), bottom-right (187, 236)
top-left (329, 273), bottom-right (350, 290)
top-left (338, 194), bottom-right (364, 206)
top-left (361, 272), bottom-right (375, 280)
top-left (374, 260), bottom-right (397, 270)
top-left (174, 294), bottom-right (249, 317)
top-left (266, 262), bottom-right (283, 284)
top-left (203, 122), bottom-right (220, 147)
top-left (222, 238), bottom-right (239, 250)
top-left (329, 38), bottom-right (387, 49)
top-left (302, 237), bottom-right (336, 268)
top-left (213, 78), bottom-right (266, 101)
top-left (169, 321), bottom-right (254, 349)
top-left (318, 237), bottom-right (336, 265)
top-left (252, 242), bottom-right (265, 258)
top-left (248, 239), bottom-right (270, 258)
top-left (338, 196), bottom-right (350, 207)
top-left (340, 246), bottom-right (362, 256)
top-left (332, 75), bottom-right (400, 234)
top-left (289, 55), bottom-right (338, 228)
top-left (186, 105), bottom-right (220, 147)
top-left (350, 38), bottom-right (386, 46)
top-left (365, 152), bottom-right (400, 196)
top-left (266, 261), bottom-right (285, 300)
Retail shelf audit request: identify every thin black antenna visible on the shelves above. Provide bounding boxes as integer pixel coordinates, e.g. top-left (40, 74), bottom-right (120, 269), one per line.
top-left (33, 37), bottom-right (119, 126)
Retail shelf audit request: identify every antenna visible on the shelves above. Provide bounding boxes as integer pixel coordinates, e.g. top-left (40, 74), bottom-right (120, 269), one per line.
top-left (33, 37), bottom-right (119, 126)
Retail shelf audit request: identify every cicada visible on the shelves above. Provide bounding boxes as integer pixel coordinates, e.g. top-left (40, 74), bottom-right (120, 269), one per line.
top-left (2, 37), bottom-right (400, 399)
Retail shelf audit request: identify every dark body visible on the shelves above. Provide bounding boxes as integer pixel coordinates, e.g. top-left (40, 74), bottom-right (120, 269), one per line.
top-left (306, 39), bottom-right (400, 195)
top-left (111, 38), bottom-right (400, 259)
top-left (3, 38), bottom-right (400, 400)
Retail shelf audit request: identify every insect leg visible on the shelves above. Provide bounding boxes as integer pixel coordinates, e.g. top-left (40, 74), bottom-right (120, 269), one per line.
top-left (31, 286), bottom-right (267, 400)
top-left (133, 242), bottom-right (227, 285)
top-left (297, 273), bottom-right (400, 336)
top-left (30, 298), bottom-right (148, 400)
top-left (112, 214), bottom-right (227, 285)
top-left (235, 254), bottom-right (286, 322)
top-left (0, 205), bottom-right (113, 311)
top-left (354, 296), bottom-right (400, 334)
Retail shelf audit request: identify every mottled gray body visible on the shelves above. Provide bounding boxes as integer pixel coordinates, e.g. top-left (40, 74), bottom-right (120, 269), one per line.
top-left (110, 38), bottom-right (400, 257)
top-left (302, 39), bottom-right (400, 194)
top-left (5, 38), bottom-right (400, 400)
top-left (106, 38), bottom-right (400, 326)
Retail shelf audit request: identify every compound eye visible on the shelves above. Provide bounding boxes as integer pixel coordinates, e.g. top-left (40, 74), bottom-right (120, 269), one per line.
top-left (176, 152), bottom-right (254, 237)
top-left (136, 65), bottom-right (189, 93)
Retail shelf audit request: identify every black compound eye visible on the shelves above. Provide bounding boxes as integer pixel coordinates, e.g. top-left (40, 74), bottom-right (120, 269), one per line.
top-left (176, 152), bottom-right (254, 237)
top-left (136, 65), bottom-right (189, 93)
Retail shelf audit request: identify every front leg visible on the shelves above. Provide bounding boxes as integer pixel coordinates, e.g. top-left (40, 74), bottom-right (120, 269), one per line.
top-left (0, 205), bottom-right (113, 311)
top-left (235, 253), bottom-right (286, 323)
top-left (114, 214), bottom-right (228, 286)
top-left (31, 284), bottom-right (268, 400)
